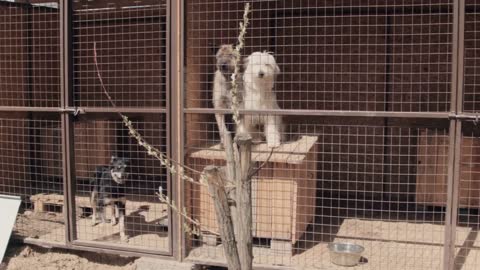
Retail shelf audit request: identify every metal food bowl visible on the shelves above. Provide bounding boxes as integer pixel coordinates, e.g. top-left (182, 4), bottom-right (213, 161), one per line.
top-left (327, 242), bottom-right (365, 267)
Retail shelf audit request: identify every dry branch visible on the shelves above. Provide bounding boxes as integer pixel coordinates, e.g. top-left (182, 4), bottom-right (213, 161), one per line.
top-left (95, 3), bottom-right (258, 270)
top-left (248, 148), bottom-right (274, 179)
top-left (234, 134), bottom-right (253, 269)
top-left (230, 3), bottom-right (251, 125)
top-left (204, 166), bottom-right (241, 270)
top-left (93, 43), bottom-right (210, 236)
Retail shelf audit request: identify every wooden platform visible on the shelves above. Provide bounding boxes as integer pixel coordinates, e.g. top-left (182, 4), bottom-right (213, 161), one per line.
top-left (336, 218), bottom-right (469, 246)
top-left (189, 135), bottom-right (318, 164)
top-left (187, 219), bottom-right (475, 270)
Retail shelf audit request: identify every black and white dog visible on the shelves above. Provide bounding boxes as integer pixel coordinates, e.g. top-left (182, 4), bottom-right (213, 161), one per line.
top-left (90, 155), bottom-right (130, 241)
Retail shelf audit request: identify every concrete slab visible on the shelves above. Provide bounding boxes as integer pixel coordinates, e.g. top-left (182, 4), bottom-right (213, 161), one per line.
top-left (134, 257), bottom-right (194, 270)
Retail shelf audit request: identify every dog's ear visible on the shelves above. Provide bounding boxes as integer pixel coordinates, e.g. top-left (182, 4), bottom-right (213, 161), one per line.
top-left (110, 154), bottom-right (118, 164)
top-left (274, 63), bottom-right (281, 76)
top-left (243, 56), bottom-right (250, 69)
top-left (216, 44), bottom-right (234, 58)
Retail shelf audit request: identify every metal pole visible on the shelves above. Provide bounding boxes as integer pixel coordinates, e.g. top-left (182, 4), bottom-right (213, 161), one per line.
top-left (60, 0), bottom-right (77, 244)
top-left (169, 0), bottom-right (186, 261)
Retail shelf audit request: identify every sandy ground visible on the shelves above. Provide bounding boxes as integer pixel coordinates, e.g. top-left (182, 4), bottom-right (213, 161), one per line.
top-left (1, 244), bottom-right (136, 270)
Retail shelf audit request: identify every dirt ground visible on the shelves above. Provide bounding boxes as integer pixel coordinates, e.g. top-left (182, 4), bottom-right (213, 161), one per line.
top-left (0, 244), bottom-right (225, 270)
top-left (1, 244), bottom-right (136, 270)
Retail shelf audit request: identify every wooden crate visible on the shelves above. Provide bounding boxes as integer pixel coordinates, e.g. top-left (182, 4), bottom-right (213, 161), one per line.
top-left (187, 136), bottom-right (318, 246)
top-left (416, 129), bottom-right (480, 207)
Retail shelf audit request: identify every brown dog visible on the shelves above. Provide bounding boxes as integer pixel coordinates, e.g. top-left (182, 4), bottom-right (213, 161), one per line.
top-left (212, 45), bottom-right (244, 146)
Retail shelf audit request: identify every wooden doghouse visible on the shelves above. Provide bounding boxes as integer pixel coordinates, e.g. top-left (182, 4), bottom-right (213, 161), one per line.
top-left (416, 129), bottom-right (480, 207)
top-left (187, 136), bottom-right (318, 254)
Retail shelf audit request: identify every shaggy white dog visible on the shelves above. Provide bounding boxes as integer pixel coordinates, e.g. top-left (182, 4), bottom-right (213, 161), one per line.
top-left (238, 51), bottom-right (284, 148)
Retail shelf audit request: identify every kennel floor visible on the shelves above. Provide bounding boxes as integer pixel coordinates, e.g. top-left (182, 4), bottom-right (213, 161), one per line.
top-left (186, 219), bottom-right (479, 270)
top-left (15, 197), bottom-right (170, 252)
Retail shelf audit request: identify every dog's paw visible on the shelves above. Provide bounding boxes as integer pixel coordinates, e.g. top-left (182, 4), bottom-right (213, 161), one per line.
top-left (121, 235), bottom-right (130, 242)
top-left (267, 139), bottom-right (281, 148)
top-left (252, 138), bottom-right (263, 144)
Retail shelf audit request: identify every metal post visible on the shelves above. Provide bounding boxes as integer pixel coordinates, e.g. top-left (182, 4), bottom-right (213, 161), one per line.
top-left (169, 0), bottom-right (185, 262)
top-left (444, 0), bottom-right (465, 269)
top-left (60, 0), bottom-right (77, 244)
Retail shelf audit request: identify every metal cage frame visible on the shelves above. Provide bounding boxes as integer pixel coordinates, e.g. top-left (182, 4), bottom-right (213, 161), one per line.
top-left (1, 0), bottom-right (480, 269)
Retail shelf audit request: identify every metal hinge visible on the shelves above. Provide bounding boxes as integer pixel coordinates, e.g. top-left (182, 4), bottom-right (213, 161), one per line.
top-left (448, 113), bottom-right (480, 125)
top-left (58, 107), bottom-right (85, 116)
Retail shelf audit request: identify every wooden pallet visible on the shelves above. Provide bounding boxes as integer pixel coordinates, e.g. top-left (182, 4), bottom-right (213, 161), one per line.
top-left (29, 193), bottom-right (168, 223)
top-left (31, 193), bottom-right (78, 213)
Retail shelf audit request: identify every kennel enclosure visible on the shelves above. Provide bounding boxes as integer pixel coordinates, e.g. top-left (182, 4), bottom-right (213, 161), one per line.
top-left (0, 0), bottom-right (480, 270)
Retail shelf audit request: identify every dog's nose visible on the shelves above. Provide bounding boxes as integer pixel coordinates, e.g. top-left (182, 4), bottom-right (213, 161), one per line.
top-left (258, 71), bottom-right (265, 78)
top-left (221, 64), bottom-right (229, 71)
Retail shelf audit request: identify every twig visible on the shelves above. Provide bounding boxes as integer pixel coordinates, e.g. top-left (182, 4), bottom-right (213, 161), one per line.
top-left (157, 191), bottom-right (220, 236)
top-left (93, 42), bottom-right (206, 188)
top-left (230, 3), bottom-right (251, 125)
top-left (93, 43), bottom-right (117, 109)
top-left (248, 147), bottom-right (274, 179)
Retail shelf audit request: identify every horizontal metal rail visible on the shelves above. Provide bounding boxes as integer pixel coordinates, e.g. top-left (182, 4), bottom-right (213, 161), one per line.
top-left (184, 108), bottom-right (452, 118)
top-left (0, 106), bottom-right (166, 114)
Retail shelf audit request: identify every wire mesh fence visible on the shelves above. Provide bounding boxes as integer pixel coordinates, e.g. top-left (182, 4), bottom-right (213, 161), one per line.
top-left (0, 0), bottom-right (60, 108)
top-left (184, 116), bottom-right (451, 269)
top-left (72, 0), bottom-right (167, 108)
top-left (464, 1), bottom-right (480, 113)
top-left (0, 117), bottom-right (64, 243)
top-left (453, 124), bottom-right (480, 270)
top-left (185, 0), bottom-right (453, 112)
top-left (73, 116), bottom-right (169, 251)
top-left (1, 0), bottom-right (480, 269)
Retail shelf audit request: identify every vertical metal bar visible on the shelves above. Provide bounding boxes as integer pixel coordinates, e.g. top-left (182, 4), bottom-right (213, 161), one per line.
top-left (60, 0), bottom-right (77, 244)
top-left (444, 119), bottom-right (459, 270)
top-left (444, 1), bottom-right (465, 269)
top-left (169, 0), bottom-right (185, 262)
top-left (451, 0), bottom-right (460, 114)
top-left (165, 0), bottom-right (174, 257)
top-left (457, 0), bottom-right (466, 114)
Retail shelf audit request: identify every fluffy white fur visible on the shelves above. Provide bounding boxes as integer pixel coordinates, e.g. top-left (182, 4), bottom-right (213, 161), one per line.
top-left (239, 51), bottom-right (284, 148)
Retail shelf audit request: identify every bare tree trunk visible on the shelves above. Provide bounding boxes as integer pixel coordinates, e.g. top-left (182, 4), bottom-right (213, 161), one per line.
top-left (235, 134), bottom-right (253, 270)
top-left (223, 131), bottom-right (239, 239)
top-left (204, 166), bottom-right (241, 270)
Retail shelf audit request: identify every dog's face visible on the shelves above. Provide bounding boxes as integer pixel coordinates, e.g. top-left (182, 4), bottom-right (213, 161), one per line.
top-left (109, 155), bottom-right (129, 184)
top-left (216, 45), bottom-right (237, 76)
top-left (244, 51), bottom-right (280, 83)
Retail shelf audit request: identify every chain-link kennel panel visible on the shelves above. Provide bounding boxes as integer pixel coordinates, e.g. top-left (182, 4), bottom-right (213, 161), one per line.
top-left (183, 114), bottom-right (452, 270)
top-left (0, 0), bottom-right (60, 108)
top-left (72, 116), bottom-right (169, 252)
top-left (185, 0), bottom-right (453, 112)
top-left (0, 117), bottom-right (64, 243)
top-left (72, 0), bottom-right (167, 108)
